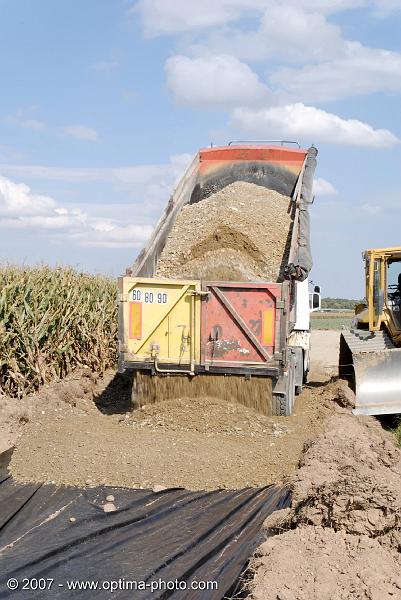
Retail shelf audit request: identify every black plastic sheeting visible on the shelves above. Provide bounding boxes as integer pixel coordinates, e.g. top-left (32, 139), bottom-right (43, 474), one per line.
top-left (0, 472), bottom-right (290, 599)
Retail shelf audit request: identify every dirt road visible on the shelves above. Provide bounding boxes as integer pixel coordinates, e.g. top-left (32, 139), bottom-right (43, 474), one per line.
top-left (309, 329), bottom-right (340, 382)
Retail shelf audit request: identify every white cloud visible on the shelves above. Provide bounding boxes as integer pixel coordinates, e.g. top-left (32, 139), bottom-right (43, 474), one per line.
top-left (149, 1), bottom-right (401, 106)
top-left (0, 176), bottom-right (55, 217)
top-left (7, 110), bottom-right (100, 143)
top-left (272, 42), bottom-right (401, 102)
top-left (20, 119), bottom-right (46, 131)
top-left (361, 203), bottom-right (382, 215)
top-left (70, 223), bottom-right (153, 248)
top-left (0, 173), bottom-right (153, 247)
top-left (63, 125), bottom-right (99, 142)
top-left (232, 103), bottom-right (399, 148)
top-left (133, 0), bottom-right (396, 38)
top-left (0, 154), bottom-right (193, 189)
top-left (6, 108), bottom-right (47, 132)
top-left (313, 178), bottom-right (337, 196)
top-left (0, 155), bottom-right (196, 248)
top-left (166, 54), bottom-right (270, 107)
top-left (188, 5), bottom-right (344, 64)
top-left (133, 0), bottom-right (268, 37)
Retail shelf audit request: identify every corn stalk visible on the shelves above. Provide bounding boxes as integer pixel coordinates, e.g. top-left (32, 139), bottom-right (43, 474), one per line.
top-left (0, 265), bottom-right (117, 397)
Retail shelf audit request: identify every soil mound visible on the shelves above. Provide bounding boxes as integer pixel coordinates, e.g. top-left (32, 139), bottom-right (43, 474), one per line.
top-left (250, 526), bottom-right (401, 600)
top-left (288, 412), bottom-right (401, 543)
top-left (247, 381), bottom-right (401, 599)
top-left (155, 181), bottom-right (292, 281)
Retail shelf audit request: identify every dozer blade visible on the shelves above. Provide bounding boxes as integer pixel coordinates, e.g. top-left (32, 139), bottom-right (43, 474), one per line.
top-left (340, 330), bottom-right (401, 416)
top-left (353, 349), bottom-right (401, 415)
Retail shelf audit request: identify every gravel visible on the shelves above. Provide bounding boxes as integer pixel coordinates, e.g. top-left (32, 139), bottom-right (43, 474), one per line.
top-left (9, 375), bottom-right (335, 490)
top-left (156, 181), bottom-right (293, 282)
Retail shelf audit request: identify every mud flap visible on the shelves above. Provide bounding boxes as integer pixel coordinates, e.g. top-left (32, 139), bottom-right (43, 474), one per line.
top-left (293, 346), bottom-right (304, 395)
top-left (272, 350), bottom-right (296, 416)
top-left (353, 348), bottom-right (401, 415)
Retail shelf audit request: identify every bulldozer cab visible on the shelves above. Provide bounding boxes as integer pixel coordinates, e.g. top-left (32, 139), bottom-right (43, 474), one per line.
top-left (365, 247), bottom-right (401, 336)
top-left (340, 246), bottom-right (401, 416)
top-left (385, 259), bottom-right (401, 329)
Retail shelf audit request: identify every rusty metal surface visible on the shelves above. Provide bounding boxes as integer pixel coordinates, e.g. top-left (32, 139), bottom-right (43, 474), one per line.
top-left (201, 283), bottom-right (284, 367)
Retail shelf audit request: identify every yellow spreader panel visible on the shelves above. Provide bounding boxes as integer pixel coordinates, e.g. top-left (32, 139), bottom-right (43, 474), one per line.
top-left (118, 277), bottom-right (201, 365)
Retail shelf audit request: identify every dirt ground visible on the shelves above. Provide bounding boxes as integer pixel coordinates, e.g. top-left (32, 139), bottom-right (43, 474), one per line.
top-left (5, 328), bottom-right (401, 597)
top-left (251, 527), bottom-right (401, 600)
top-left (8, 374), bottom-right (336, 490)
top-left (4, 329), bottom-right (342, 490)
top-left (309, 329), bottom-right (340, 382)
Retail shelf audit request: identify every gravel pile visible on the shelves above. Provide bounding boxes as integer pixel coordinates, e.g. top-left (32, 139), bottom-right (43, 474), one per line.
top-left (123, 396), bottom-right (293, 437)
top-left (156, 181), bottom-right (293, 282)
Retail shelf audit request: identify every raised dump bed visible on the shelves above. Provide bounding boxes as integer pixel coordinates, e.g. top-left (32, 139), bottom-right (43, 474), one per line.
top-left (118, 143), bottom-right (318, 416)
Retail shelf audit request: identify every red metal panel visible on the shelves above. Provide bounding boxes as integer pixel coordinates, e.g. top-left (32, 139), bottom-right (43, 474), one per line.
top-left (201, 282), bottom-right (283, 366)
top-left (199, 146), bottom-right (306, 163)
top-left (198, 146), bottom-right (307, 176)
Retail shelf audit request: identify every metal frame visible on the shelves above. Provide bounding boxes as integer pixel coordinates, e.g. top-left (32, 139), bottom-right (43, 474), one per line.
top-left (121, 361), bottom-right (280, 378)
top-left (228, 140), bottom-right (301, 148)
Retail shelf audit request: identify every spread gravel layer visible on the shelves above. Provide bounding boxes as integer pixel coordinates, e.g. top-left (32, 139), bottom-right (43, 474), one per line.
top-left (9, 373), bottom-right (334, 490)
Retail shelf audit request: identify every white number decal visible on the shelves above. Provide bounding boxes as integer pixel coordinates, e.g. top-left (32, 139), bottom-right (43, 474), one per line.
top-left (132, 289), bottom-right (168, 304)
top-left (157, 292), bottom-right (168, 304)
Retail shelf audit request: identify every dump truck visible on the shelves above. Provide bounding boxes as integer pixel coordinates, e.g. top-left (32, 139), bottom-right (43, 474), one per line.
top-left (340, 246), bottom-right (401, 416)
top-left (118, 142), bottom-right (318, 416)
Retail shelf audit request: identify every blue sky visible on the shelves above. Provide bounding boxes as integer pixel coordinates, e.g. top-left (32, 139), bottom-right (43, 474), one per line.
top-left (1, 1), bottom-right (401, 296)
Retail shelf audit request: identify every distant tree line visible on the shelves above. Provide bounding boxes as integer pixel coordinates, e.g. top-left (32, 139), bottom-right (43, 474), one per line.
top-left (321, 297), bottom-right (362, 310)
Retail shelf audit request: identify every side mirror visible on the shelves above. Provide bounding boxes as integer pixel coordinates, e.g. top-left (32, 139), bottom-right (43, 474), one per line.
top-left (312, 293), bottom-right (320, 310)
top-left (314, 285), bottom-right (321, 294)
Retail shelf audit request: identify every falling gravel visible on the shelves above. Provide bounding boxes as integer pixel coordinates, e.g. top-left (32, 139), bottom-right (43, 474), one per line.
top-left (155, 181), bottom-right (293, 282)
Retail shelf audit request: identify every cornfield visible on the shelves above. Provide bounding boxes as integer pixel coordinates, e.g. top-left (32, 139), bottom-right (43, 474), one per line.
top-left (0, 265), bottom-right (118, 397)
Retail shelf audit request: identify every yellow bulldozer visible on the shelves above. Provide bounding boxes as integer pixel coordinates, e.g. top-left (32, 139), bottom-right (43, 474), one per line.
top-left (340, 246), bottom-right (401, 415)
